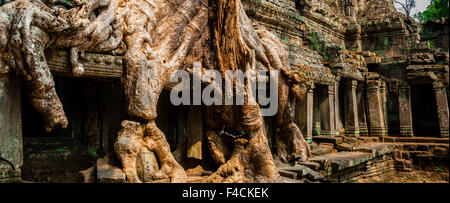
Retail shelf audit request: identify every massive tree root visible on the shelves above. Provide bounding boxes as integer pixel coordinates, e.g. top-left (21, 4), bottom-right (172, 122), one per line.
top-left (201, 0), bottom-right (311, 183)
top-left (203, 116), bottom-right (281, 183)
top-left (113, 0), bottom-right (312, 183)
top-left (1, 0), bottom-right (70, 132)
top-left (0, 0), bottom-right (125, 132)
top-left (275, 69), bottom-right (312, 163)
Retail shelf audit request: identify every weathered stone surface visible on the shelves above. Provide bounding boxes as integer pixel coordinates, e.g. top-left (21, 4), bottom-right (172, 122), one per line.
top-left (310, 152), bottom-right (372, 171)
top-left (335, 143), bottom-right (354, 152)
top-left (278, 169), bottom-right (297, 180)
top-left (311, 143), bottom-right (335, 156)
top-left (357, 137), bottom-right (379, 142)
top-left (384, 137), bottom-right (449, 144)
top-left (97, 157), bottom-right (126, 183)
top-left (279, 165), bottom-right (324, 181)
top-left (136, 148), bottom-right (159, 182)
top-left (313, 136), bottom-right (343, 144)
top-left (78, 166), bottom-right (95, 183)
top-left (46, 49), bottom-right (123, 79)
top-left (343, 137), bottom-right (359, 143)
top-left (0, 74), bottom-right (22, 183)
top-left (297, 161), bottom-right (320, 170)
top-left (354, 143), bottom-right (396, 156)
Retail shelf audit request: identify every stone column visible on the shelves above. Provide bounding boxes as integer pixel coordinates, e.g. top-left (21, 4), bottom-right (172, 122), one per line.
top-left (366, 80), bottom-right (387, 137)
top-left (319, 85), bottom-right (335, 136)
top-left (334, 77), bottom-right (341, 136)
top-left (398, 82), bottom-right (414, 137)
top-left (296, 84), bottom-right (315, 143)
top-left (380, 82), bottom-right (389, 134)
top-left (357, 82), bottom-right (368, 136)
top-left (313, 89), bottom-right (321, 136)
top-left (0, 73), bottom-right (23, 183)
top-left (433, 81), bottom-right (449, 137)
top-left (307, 84), bottom-right (314, 142)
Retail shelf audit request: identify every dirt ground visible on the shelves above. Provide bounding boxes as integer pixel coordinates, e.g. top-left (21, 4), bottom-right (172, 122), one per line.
top-left (357, 170), bottom-right (449, 183)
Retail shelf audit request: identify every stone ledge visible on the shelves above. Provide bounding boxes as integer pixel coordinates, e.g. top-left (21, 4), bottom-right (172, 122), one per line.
top-left (384, 137), bottom-right (449, 144)
top-left (309, 143), bottom-right (395, 173)
top-left (309, 152), bottom-right (372, 172)
top-left (354, 142), bottom-right (396, 156)
top-left (46, 49), bottom-right (123, 79)
top-left (312, 136), bottom-right (343, 144)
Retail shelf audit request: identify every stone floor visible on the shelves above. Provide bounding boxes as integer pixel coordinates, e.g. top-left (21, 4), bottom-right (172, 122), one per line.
top-left (277, 136), bottom-right (449, 183)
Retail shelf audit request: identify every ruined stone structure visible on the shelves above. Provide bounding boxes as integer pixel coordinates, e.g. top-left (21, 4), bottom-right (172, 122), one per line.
top-left (0, 0), bottom-right (448, 183)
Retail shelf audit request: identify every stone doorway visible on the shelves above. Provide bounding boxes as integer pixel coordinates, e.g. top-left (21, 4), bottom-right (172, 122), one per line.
top-left (410, 83), bottom-right (440, 137)
top-left (313, 84), bottom-right (335, 136)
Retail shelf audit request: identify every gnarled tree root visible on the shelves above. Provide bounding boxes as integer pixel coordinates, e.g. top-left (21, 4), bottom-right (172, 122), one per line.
top-left (114, 120), bottom-right (187, 183)
top-left (203, 125), bottom-right (281, 183)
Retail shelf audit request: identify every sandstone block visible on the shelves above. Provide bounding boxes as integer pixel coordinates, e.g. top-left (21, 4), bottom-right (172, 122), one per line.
top-left (278, 169), bottom-right (297, 180)
top-left (297, 161), bottom-right (320, 170)
top-left (311, 143), bottom-right (335, 156)
top-left (335, 143), bottom-right (353, 151)
top-left (313, 136), bottom-right (343, 144)
top-left (136, 148), bottom-right (159, 182)
top-left (97, 158), bottom-right (126, 183)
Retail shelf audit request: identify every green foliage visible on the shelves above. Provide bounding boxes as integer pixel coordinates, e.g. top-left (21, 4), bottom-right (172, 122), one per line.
top-left (416, 0), bottom-right (449, 22)
top-left (427, 40), bottom-right (435, 50)
top-left (313, 128), bottom-right (320, 137)
top-left (294, 14), bottom-right (303, 21)
top-left (384, 37), bottom-right (389, 47)
top-left (307, 30), bottom-right (330, 62)
top-left (88, 147), bottom-right (98, 156)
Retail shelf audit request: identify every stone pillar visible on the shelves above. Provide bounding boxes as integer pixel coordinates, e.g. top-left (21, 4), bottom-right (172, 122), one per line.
top-left (334, 77), bottom-right (341, 136)
top-left (313, 89), bottom-right (321, 136)
top-left (319, 85), bottom-right (335, 136)
top-left (366, 80), bottom-right (387, 137)
top-left (344, 80), bottom-right (360, 137)
top-left (296, 84), bottom-right (314, 144)
top-left (398, 82), bottom-right (414, 137)
top-left (187, 106), bottom-right (203, 160)
top-left (356, 82), bottom-right (368, 136)
top-left (433, 81), bottom-right (449, 137)
top-left (380, 82), bottom-right (389, 134)
top-left (307, 86), bottom-right (314, 142)
top-left (0, 73), bottom-right (23, 183)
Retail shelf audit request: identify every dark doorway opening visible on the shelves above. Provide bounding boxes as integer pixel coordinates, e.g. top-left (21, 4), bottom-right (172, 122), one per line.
top-left (411, 83), bottom-right (440, 137)
top-left (386, 82), bottom-right (400, 136)
top-left (21, 76), bottom-right (126, 182)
